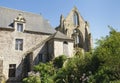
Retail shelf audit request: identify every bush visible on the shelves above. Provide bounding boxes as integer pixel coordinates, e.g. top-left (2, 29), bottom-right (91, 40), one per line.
top-left (23, 76), bottom-right (41, 83)
top-left (53, 55), bottom-right (67, 68)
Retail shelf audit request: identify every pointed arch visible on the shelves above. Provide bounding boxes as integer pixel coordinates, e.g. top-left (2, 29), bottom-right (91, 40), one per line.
top-left (73, 29), bottom-right (83, 48)
top-left (73, 12), bottom-right (79, 26)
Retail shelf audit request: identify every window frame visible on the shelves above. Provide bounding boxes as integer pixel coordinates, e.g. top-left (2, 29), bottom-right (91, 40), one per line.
top-left (8, 64), bottom-right (16, 77)
top-left (63, 41), bottom-right (69, 56)
top-left (15, 39), bottom-right (23, 51)
top-left (17, 23), bottom-right (23, 32)
top-left (73, 12), bottom-right (79, 26)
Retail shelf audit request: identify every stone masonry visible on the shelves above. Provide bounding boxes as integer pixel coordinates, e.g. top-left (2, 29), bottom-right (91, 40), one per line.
top-left (56, 7), bottom-right (93, 52)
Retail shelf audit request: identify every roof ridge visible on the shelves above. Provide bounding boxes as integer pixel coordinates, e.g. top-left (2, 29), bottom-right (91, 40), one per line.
top-left (53, 31), bottom-right (73, 40)
top-left (52, 31), bottom-right (58, 37)
top-left (0, 6), bottom-right (55, 34)
top-left (0, 6), bottom-right (42, 17)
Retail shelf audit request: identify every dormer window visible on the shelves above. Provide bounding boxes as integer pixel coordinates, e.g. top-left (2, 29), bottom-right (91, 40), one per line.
top-left (17, 23), bottom-right (23, 32)
top-left (14, 13), bottom-right (26, 32)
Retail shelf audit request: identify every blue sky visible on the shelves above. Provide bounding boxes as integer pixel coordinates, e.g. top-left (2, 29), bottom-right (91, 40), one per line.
top-left (0, 0), bottom-right (120, 46)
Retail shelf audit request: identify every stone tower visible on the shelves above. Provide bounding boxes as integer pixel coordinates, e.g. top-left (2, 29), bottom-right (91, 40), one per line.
top-left (56, 7), bottom-right (93, 52)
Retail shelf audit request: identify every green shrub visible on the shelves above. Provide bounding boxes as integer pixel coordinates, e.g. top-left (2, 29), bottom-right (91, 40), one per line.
top-left (23, 76), bottom-right (41, 83)
top-left (53, 55), bottom-right (67, 68)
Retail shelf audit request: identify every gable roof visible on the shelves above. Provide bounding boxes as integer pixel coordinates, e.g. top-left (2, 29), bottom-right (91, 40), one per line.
top-left (0, 6), bottom-right (55, 34)
top-left (52, 31), bottom-right (73, 41)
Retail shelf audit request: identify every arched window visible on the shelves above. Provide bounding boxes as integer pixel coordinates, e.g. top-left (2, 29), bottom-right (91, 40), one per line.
top-left (73, 29), bottom-right (79, 45)
top-left (74, 34), bottom-right (80, 47)
top-left (72, 29), bottom-right (83, 48)
top-left (73, 12), bottom-right (79, 26)
top-left (63, 41), bottom-right (68, 44)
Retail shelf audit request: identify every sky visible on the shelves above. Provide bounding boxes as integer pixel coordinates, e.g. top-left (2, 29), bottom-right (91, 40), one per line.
top-left (0, 0), bottom-right (120, 46)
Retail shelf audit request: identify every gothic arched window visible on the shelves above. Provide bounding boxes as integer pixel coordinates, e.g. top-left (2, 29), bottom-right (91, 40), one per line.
top-left (72, 29), bottom-right (83, 48)
top-left (73, 12), bottom-right (79, 26)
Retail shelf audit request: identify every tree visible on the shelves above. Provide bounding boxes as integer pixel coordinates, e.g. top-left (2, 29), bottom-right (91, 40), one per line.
top-left (90, 27), bottom-right (120, 82)
top-left (23, 27), bottom-right (120, 83)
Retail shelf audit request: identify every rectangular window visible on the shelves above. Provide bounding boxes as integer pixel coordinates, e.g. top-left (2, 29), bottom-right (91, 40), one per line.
top-left (39, 54), bottom-right (43, 62)
top-left (38, 54), bottom-right (46, 62)
top-left (17, 23), bottom-right (23, 32)
top-left (15, 39), bottom-right (23, 51)
top-left (9, 64), bottom-right (16, 77)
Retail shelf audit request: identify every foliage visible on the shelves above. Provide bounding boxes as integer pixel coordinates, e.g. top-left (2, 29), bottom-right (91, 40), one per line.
top-left (53, 55), bottom-right (67, 68)
top-left (23, 27), bottom-right (120, 83)
top-left (54, 27), bottom-right (120, 83)
top-left (54, 50), bottom-right (92, 83)
top-left (92, 28), bottom-right (120, 82)
top-left (23, 75), bottom-right (41, 83)
top-left (34, 61), bottom-right (55, 83)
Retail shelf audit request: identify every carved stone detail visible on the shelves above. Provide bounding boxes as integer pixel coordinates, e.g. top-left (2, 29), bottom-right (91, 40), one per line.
top-left (14, 14), bottom-right (26, 23)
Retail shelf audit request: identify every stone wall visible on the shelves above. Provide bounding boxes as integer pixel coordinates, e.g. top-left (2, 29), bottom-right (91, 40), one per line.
top-left (0, 29), bottom-right (50, 80)
top-left (54, 39), bottom-right (73, 57)
top-left (48, 39), bottom-right (54, 60)
top-left (0, 60), bottom-right (3, 82)
top-left (54, 40), bottom-right (63, 57)
top-left (63, 8), bottom-right (86, 39)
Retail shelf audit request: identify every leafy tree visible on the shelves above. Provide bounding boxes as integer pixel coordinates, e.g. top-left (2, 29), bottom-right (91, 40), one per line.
top-left (90, 27), bottom-right (120, 82)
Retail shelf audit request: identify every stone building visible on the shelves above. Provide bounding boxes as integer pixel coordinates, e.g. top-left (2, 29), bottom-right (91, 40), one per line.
top-left (56, 7), bottom-right (92, 52)
top-left (0, 6), bottom-right (92, 82)
top-left (0, 7), bottom-right (73, 82)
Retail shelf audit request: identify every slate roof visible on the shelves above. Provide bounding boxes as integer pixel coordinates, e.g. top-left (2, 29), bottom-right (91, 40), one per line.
top-left (0, 6), bottom-right (55, 34)
top-left (52, 31), bottom-right (73, 41)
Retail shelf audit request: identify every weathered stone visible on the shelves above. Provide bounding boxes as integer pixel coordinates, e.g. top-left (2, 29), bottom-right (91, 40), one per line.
top-left (56, 7), bottom-right (93, 52)
top-left (0, 6), bottom-right (92, 83)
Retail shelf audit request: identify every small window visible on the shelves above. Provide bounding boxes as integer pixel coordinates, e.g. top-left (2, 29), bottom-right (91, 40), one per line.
top-left (39, 54), bottom-right (43, 62)
top-left (9, 64), bottom-right (16, 77)
top-left (17, 23), bottom-right (23, 32)
top-left (15, 39), bottom-right (23, 51)
top-left (63, 41), bottom-right (68, 44)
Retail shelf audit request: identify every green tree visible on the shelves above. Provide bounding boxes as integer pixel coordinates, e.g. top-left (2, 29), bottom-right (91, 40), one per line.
top-left (90, 27), bottom-right (120, 82)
